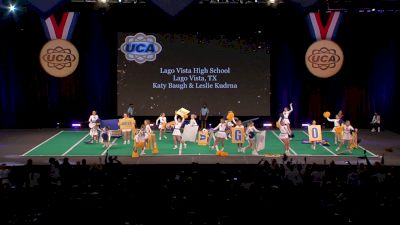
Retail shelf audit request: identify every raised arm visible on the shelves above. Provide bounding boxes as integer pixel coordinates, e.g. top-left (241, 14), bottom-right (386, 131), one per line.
top-left (156, 117), bottom-right (160, 125)
top-left (174, 114), bottom-right (178, 123)
top-left (288, 103), bottom-right (293, 113)
top-left (327, 118), bottom-right (335, 122)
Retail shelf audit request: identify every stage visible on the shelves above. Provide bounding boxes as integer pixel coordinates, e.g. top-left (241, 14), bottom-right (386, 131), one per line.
top-left (1, 128), bottom-right (399, 166)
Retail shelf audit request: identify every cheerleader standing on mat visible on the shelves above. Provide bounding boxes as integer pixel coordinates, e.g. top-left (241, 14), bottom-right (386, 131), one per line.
top-left (101, 126), bottom-right (112, 148)
top-left (172, 114), bottom-right (185, 150)
top-left (88, 110), bottom-right (100, 143)
top-left (327, 115), bottom-right (342, 145)
top-left (278, 118), bottom-right (291, 155)
top-left (189, 114), bottom-right (198, 126)
top-left (242, 121), bottom-right (260, 155)
top-left (282, 103), bottom-right (293, 135)
top-left (212, 118), bottom-right (228, 153)
top-left (119, 113), bottom-right (132, 145)
top-left (310, 120), bottom-right (317, 150)
top-left (336, 120), bottom-right (354, 152)
top-left (134, 125), bottom-right (148, 156)
top-left (156, 113), bottom-right (167, 140)
top-left (141, 120), bottom-right (152, 155)
top-left (235, 120), bottom-right (244, 151)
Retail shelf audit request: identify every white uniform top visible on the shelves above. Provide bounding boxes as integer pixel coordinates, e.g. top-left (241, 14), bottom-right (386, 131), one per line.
top-left (135, 131), bottom-right (148, 143)
top-left (145, 124), bottom-right (152, 134)
top-left (89, 115), bottom-right (99, 123)
top-left (343, 125), bottom-right (354, 140)
top-left (213, 122), bottom-right (227, 139)
top-left (174, 115), bottom-right (184, 129)
top-left (214, 123), bottom-right (227, 132)
top-left (327, 118), bottom-right (340, 127)
top-left (190, 119), bottom-right (198, 126)
top-left (156, 116), bottom-right (167, 129)
top-left (173, 115), bottom-right (184, 136)
top-left (282, 105), bottom-right (293, 124)
top-left (372, 115), bottom-right (381, 124)
top-left (89, 115), bottom-right (99, 136)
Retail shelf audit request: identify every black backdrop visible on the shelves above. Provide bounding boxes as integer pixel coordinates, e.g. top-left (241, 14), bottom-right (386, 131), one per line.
top-left (0, 3), bottom-right (399, 132)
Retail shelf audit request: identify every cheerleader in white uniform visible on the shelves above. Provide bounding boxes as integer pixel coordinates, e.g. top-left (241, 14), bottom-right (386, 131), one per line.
top-left (278, 118), bottom-right (291, 155)
top-left (241, 121), bottom-right (260, 155)
top-left (88, 110), bottom-right (100, 143)
top-left (212, 118), bottom-right (228, 153)
top-left (140, 120), bottom-right (152, 155)
top-left (189, 114), bottom-right (198, 126)
top-left (156, 113), bottom-right (167, 140)
top-left (172, 114), bottom-right (185, 150)
top-left (134, 125), bottom-right (148, 156)
top-left (327, 114), bottom-right (342, 145)
top-left (282, 103), bottom-right (293, 135)
top-left (336, 120), bottom-right (354, 151)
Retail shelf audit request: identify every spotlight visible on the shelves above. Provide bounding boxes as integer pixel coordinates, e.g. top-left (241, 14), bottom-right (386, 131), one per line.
top-left (302, 123), bottom-right (310, 127)
top-left (71, 123), bottom-right (81, 128)
top-left (99, 0), bottom-right (108, 3)
top-left (9, 4), bottom-right (16, 12)
top-left (263, 123), bottom-right (273, 127)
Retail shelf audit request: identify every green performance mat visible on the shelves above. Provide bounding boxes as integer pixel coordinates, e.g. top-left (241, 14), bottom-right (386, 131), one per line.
top-left (22, 130), bottom-right (377, 157)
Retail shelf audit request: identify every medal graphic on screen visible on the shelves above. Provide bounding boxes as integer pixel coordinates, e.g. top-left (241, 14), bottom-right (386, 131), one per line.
top-left (39, 12), bottom-right (79, 78)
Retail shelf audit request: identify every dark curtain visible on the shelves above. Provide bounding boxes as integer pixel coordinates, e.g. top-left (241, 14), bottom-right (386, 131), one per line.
top-left (1, 4), bottom-right (399, 133)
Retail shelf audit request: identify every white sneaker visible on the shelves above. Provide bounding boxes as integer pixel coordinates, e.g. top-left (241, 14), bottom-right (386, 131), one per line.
top-left (184, 143), bottom-right (187, 149)
top-left (164, 135), bottom-right (167, 139)
top-left (141, 151), bottom-right (146, 155)
top-left (123, 141), bottom-right (126, 145)
top-left (371, 129), bottom-right (376, 132)
top-left (173, 145), bottom-right (178, 150)
top-left (336, 147), bottom-right (340, 151)
top-left (159, 137), bottom-right (162, 140)
top-left (252, 151), bottom-right (259, 156)
top-left (127, 140), bottom-right (130, 144)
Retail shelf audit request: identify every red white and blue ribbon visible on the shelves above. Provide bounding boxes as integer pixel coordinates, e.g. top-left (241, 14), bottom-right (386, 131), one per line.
top-left (41, 12), bottom-right (79, 40)
top-left (307, 11), bottom-right (342, 40)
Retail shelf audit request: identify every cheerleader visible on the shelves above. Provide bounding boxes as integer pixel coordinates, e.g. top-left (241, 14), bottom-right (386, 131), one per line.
top-left (101, 126), bottom-right (112, 148)
top-left (278, 118), bottom-right (291, 155)
top-left (336, 120), bottom-right (354, 152)
top-left (282, 103), bottom-right (293, 134)
top-left (189, 114), bottom-right (198, 126)
top-left (119, 113), bottom-right (132, 145)
top-left (144, 119), bottom-right (152, 135)
top-left (241, 121), bottom-right (260, 155)
top-left (327, 114), bottom-right (342, 145)
top-left (212, 118), bottom-right (228, 153)
top-left (235, 120), bottom-right (244, 151)
top-left (155, 113), bottom-right (167, 140)
top-left (134, 125), bottom-right (148, 156)
top-left (172, 114), bottom-right (185, 150)
top-left (226, 111), bottom-right (236, 139)
top-left (310, 120), bottom-right (317, 150)
top-left (88, 111), bottom-right (100, 143)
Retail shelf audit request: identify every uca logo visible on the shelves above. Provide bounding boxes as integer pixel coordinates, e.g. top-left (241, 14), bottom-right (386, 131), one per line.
top-left (307, 47), bottom-right (341, 70)
top-left (42, 46), bottom-right (76, 70)
top-left (121, 33), bottom-right (162, 64)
